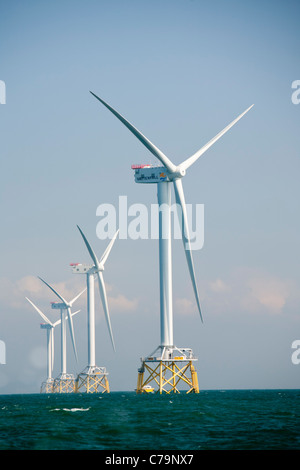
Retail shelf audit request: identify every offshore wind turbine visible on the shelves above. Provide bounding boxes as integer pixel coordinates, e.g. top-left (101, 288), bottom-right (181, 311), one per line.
top-left (38, 277), bottom-right (86, 392)
top-left (38, 277), bottom-right (85, 362)
top-left (26, 297), bottom-right (60, 393)
top-left (25, 297), bottom-right (80, 393)
top-left (90, 91), bottom-right (253, 394)
top-left (70, 226), bottom-right (119, 393)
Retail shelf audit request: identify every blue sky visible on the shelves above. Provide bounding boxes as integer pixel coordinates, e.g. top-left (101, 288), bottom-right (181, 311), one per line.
top-left (0, 0), bottom-right (299, 393)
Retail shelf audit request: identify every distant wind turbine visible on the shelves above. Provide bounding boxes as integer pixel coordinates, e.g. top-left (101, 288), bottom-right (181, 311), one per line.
top-left (38, 277), bottom-right (85, 363)
top-left (70, 226), bottom-right (119, 393)
top-left (25, 297), bottom-right (80, 392)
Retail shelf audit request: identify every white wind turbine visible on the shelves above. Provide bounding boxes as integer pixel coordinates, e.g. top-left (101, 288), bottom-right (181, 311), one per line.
top-left (26, 297), bottom-right (59, 388)
top-left (70, 226), bottom-right (118, 393)
top-left (25, 297), bottom-right (80, 390)
top-left (90, 91), bottom-right (253, 360)
top-left (38, 277), bottom-right (86, 366)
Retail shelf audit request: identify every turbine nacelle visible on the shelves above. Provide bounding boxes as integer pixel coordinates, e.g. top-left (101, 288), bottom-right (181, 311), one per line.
top-left (70, 263), bottom-right (103, 275)
top-left (132, 165), bottom-right (185, 184)
top-left (51, 301), bottom-right (68, 310)
top-left (40, 323), bottom-right (52, 330)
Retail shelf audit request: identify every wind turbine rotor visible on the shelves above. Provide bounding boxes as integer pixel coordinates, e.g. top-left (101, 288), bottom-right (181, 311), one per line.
top-left (90, 91), bottom-right (253, 323)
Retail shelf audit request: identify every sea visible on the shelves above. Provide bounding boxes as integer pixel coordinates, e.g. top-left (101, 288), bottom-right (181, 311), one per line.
top-left (0, 390), bottom-right (299, 456)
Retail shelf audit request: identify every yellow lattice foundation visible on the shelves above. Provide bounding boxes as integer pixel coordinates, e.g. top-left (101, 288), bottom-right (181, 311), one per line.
top-left (75, 366), bottom-right (110, 393)
top-left (40, 379), bottom-right (54, 393)
top-left (53, 374), bottom-right (76, 393)
top-left (136, 358), bottom-right (199, 394)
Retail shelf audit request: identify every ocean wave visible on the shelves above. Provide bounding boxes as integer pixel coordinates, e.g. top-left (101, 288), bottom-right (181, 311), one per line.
top-left (50, 407), bottom-right (90, 412)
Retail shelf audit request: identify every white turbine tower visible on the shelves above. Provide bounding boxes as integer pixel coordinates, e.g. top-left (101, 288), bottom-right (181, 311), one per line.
top-left (38, 277), bottom-right (86, 393)
top-left (25, 297), bottom-right (80, 393)
top-left (70, 226), bottom-right (119, 393)
top-left (90, 91), bottom-right (253, 394)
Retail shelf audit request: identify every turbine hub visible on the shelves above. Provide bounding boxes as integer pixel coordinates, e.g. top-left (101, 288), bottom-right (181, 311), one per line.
top-left (168, 167), bottom-right (186, 180)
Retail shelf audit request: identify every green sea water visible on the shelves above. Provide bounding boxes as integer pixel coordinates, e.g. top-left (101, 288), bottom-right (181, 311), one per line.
top-left (0, 390), bottom-right (299, 451)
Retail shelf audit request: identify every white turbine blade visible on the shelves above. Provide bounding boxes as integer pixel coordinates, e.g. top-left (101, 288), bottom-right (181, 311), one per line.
top-left (53, 310), bottom-right (80, 327)
top-left (25, 297), bottom-right (53, 326)
top-left (99, 229), bottom-right (119, 266)
top-left (71, 309), bottom-right (81, 317)
top-left (96, 271), bottom-right (116, 352)
top-left (69, 287), bottom-right (87, 307)
top-left (63, 309), bottom-right (80, 322)
top-left (66, 307), bottom-right (78, 363)
top-left (38, 276), bottom-right (68, 305)
top-left (90, 91), bottom-right (177, 174)
top-left (77, 225), bottom-right (100, 269)
top-left (173, 179), bottom-right (203, 322)
top-left (180, 104), bottom-right (254, 172)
